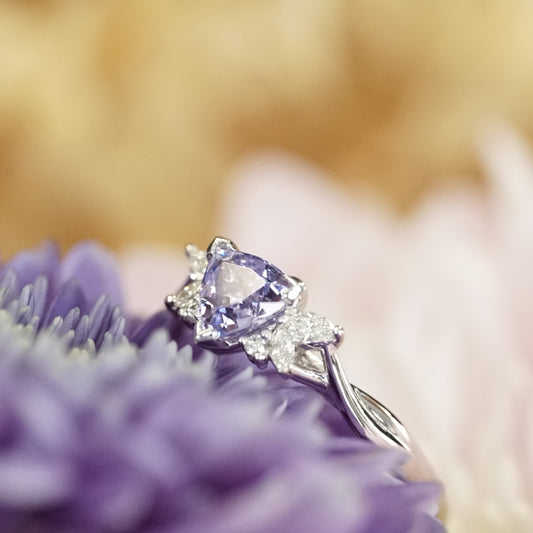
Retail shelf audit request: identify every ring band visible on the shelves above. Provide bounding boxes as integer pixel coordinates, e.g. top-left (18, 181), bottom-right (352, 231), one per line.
top-left (165, 237), bottom-right (435, 482)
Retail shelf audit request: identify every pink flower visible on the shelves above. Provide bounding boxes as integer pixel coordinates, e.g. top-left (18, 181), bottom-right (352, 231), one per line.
top-left (120, 125), bottom-right (533, 531)
top-left (211, 126), bottom-right (532, 532)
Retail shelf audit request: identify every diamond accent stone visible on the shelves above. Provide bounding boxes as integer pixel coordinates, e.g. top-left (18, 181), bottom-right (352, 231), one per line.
top-left (268, 312), bottom-right (337, 372)
top-left (173, 280), bottom-right (201, 323)
top-left (241, 333), bottom-right (268, 362)
top-left (239, 311), bottom-right (337, 373)
top-left (185, 245), bottom-right (208, 281)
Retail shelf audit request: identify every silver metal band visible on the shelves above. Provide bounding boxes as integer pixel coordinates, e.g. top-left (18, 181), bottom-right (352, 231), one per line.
top-left (271, 342), bottom-right (434, 482)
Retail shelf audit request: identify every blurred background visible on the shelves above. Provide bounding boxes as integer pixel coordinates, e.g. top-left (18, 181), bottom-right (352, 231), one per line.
top-left (2, 0), bottom-right (533, 255)
top-left (2, 2), bottom-right (533, 531)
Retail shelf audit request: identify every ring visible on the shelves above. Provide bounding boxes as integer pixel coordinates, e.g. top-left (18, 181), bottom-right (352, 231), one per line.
top-left (165, 237), bottom-right (435, 482)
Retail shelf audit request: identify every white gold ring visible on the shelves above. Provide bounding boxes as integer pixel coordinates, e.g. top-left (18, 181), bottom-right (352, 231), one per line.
top-left (165, 237), bottom-right (435, 482)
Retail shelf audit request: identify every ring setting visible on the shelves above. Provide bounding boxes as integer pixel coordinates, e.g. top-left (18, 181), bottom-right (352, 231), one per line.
top-left (166, 237), bottom-right (433, 481)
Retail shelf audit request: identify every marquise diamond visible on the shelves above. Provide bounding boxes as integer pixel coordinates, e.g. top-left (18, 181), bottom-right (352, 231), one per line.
top-left (240, 311), bottom-right (337, 372)
top-left (269, 312), bottom-right (337, 372)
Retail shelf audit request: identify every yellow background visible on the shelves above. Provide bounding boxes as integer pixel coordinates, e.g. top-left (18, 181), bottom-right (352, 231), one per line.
top-left (2, 1), bottom-right (533, 256)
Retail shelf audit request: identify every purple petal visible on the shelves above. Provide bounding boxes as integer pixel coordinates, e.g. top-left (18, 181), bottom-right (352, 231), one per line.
top-left (129, 310), bottom-right (194, 350)
top-left (60, 242), bottom-right (122, 309)
top-left (0, 241), bottom-right (445, 531)
top-left (0, 453), bottom-right (73, 507)
top-left (44, 280), bottom-right (86, 326)
top-left (0, 242), bottom-right (59, 295)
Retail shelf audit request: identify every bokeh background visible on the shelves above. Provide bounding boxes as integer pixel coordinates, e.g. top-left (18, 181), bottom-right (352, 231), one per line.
top-left (3, 1), bottom-right (533, 255)
top-left (2, 2), bottom-right (533, 532)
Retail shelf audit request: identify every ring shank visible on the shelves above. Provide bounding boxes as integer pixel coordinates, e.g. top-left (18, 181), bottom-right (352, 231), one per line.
top-left (322, 345), bottom-right (436, 483)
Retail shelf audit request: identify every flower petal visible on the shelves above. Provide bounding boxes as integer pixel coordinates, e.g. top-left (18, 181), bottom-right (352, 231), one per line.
top-left (60, 242), bottom-right (122, 308)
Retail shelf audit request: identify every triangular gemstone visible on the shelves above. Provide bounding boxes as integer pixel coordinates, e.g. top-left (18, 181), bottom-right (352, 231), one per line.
top-left (198, 248), bottom-right (293, 340)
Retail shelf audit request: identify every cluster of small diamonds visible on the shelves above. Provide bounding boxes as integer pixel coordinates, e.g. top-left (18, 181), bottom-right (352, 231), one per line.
top-left (241, 311), bottom-right (338, 373)
top-left (172, 280), bottom-right (201, 323)
top-left (169, 245), bottom-right (207, 323)
top-left (186, 245), bottom-right (208, 280)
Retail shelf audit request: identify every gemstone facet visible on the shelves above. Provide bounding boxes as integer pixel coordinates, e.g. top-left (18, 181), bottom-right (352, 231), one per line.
top-left (198, 247), bottom-right (294, 341)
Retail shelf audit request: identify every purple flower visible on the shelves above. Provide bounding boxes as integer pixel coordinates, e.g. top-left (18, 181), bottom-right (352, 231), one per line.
top-left (0, 242), bottom-right (444, 532)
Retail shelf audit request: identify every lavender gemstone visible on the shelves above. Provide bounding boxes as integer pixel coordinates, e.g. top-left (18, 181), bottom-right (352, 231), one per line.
top-left (199, 249), bottom-right (293, 340)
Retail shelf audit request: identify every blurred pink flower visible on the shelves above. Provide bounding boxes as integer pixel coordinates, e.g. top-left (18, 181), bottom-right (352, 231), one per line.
top-left (120, 125), bottom-right (533, 532)
top-left (120, 245), bottom-right (188, 317)
top-left (217, 127), bottom-right (533, 532)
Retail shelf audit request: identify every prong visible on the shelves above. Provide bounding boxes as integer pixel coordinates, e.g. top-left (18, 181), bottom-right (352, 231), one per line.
top-left (333, 325), bottom-right (344, 347)
top-left (185, 243), bottom-right (199, 258)
top-left (246, 352), bottom-right (268, 369)
top-left (165, 294), bottom-right (178, 312)
top-left (286, 276), bottom-right (307, 309)
top-left (194, 322), bottom-right (219, 344)
top-left (207, 237), bottom-right (238, 260)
